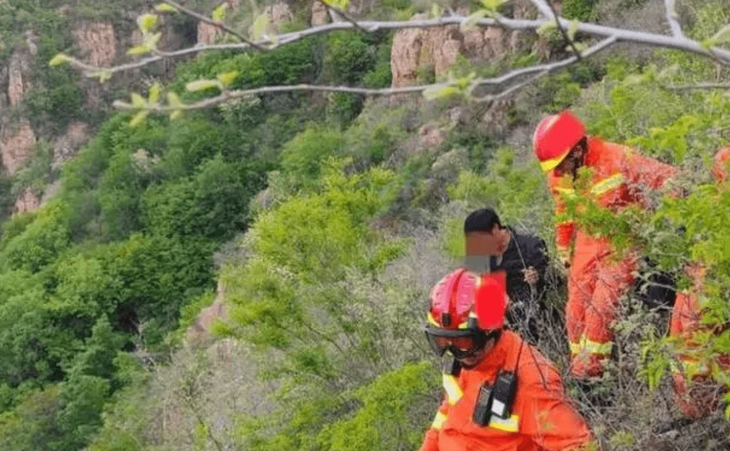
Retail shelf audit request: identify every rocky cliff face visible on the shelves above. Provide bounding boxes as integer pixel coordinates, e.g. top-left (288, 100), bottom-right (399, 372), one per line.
top-left (186, 281), bottom-right (229, 348)
top-left (0, 2), bottom-right (224, 215)
top-left (390, 1), bottom-right (557, 88)
top-left (1, 121), bottom-right (36, 176)
top-left (198, 0), bottom-right (294, 45)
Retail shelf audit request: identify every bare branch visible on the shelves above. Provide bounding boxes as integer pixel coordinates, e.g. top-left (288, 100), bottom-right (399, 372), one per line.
top-left (316, 0), bottom-right (371, 33)
top-left (475, 36), bottom-right (617, 102)
top-left (112, 36), bottom-right (618, 113)
top-left (544, 0), bottom-right (583, 61)
top-left (63, 14), bottom-right (730, 80)
top-left (528, 0), bottom-right (555, 19)
top-left (113, 84), bottom-right (434, 112)
top-left (664, 0), bottom-right (685, 38)
top-left (163, 0), bottom-right (267, 51)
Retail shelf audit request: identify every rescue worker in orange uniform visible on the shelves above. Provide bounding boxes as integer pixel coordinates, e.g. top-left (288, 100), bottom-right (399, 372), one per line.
top-left (533, 111), bottom-right (678, 380)
top-left (669, 147), bottom-right (730, 419)
top-left (420, 268), bottom-right (595, 451)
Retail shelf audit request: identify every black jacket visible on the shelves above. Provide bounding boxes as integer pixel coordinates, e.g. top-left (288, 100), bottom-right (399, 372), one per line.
top-left (489, 227), bottom-right (552, 342)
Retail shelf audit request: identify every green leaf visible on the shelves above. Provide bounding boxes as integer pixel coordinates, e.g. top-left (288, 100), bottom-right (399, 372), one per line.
top-left (430, 3), bottom-right (443, 19)
top-left (91, 69), bottom-right (112, 83)
top-left (130, 93), bottom-right (146, 108)
top-left (710, 24), bottom-right (730, 45)
top-left (251, 13), bottom-right (270, 41)
top-left (154, 3), bottom-right (177, 13)
top-left (212, 3), bottom-right (228, 21)
top-left (170, 110), bottom-right (183, 121)
top-left (422, 85), bottom-right (461, 101)
top-left (129, 110), bottom-right (149, 128)
top-left (481, 0), bottom-right (506, 14)
top-left (145, 32), bottom-right (162, 49)
top-left (49, 53), bottom-right (71, 67)
top-left (461, 10), bottom-right (488, 30)
top-left (567, 19), bottom-right (579, 41)
top-left (127, 45), bottom-right (151, 56)
top-left (323, 0), bottom-right (350, 9)
top-left (216, 71), bottom-right (239, 87)
top-left (185, 79), bottom-right (222, 92)
top-left (167, 92), bottom-right (183, 107)
top-left (455, 72), bottom-right (476, 90)
top-left (567, 42), bottom-right (588, 53)
top-left (700, 38), bottom-right (716, 50)
top-left (537, 21), bottom-right (558, 35)
top-left (137, 14), bottom-right (158, 34)
top-left (148, 83), bottom-right (162, 103)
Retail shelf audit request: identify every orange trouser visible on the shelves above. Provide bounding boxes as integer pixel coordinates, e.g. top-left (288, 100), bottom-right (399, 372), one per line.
top-left (669, 291), bottom-right (730, 418)
top-left (566, 231), bottom-right (638, 379)
top-left (672, 369), bottom-right (727, 419)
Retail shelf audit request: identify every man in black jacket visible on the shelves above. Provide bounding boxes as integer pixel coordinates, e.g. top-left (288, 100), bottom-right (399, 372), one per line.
top-left (463, 208), bottom-right (558, 343)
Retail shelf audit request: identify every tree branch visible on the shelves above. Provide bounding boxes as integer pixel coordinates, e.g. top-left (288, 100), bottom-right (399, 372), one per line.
top-left (664, 0), bottom-right (685, 39)
top-left (528, 0), bottom-right (556, 19)
top-left (316, 0), bottom-right (371, 33)
top-left (543, 0), bottom-right (583, 60)
top-left (63, 14), bottom-right (730, 80)
top-left (475, 36), bottom-right (617, 102)
top-left (163, 0), bottom-right (267, 51)
top-left (112, 36), bottom-right (618, 113)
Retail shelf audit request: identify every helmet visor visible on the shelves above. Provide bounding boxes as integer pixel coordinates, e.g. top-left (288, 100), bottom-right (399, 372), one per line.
top-left (424, 326), bottom-right (495, 358)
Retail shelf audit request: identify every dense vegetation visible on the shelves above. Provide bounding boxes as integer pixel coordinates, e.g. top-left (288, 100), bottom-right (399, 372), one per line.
top-left (0, 0), bottom-right (729, 450)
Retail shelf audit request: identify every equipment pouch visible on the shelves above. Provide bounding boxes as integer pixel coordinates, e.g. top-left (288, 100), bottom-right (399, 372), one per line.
top-left (472, 381), bottom-right (494, 426)
top-left (490, 372), bottom-right (517, 419)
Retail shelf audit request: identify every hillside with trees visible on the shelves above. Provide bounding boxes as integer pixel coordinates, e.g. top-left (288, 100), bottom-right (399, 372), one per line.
top-left (0, 0), bottom-right (729, 450)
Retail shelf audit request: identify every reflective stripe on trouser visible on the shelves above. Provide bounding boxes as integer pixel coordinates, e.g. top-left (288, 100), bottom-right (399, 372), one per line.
top-left (570, 335), bottom-right (613, 357)
top-left (566, 235), bottom-right (637, 378)
top-left (669, 357), bottom-right (711, 379)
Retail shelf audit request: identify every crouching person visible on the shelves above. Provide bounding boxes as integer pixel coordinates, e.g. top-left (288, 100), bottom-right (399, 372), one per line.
top-left (668, 147), bottom-right (730, 419)
top-left (669, 262), bottom-right (730, 419)
top-left (419, 268), bottom-right (596, 451)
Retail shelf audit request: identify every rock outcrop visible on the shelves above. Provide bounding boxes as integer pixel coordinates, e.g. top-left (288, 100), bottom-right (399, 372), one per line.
top-left (71, 21), bottom-right (117, 67)
top-left (311, 1), bottom-right (330, 25)
top-left (8, 52), bottom-right (32, 106)
top-left (1, 121), bottom-right (37, 176)
top-left (187, 282), bottom-right (229, 346)
top-left (53, 121), bottom-right (90, 171)
top-left (390, 1), bottom-right (557, 88)
top-left (14, 188), bottom-right (41, 214)
top-left (197, 0), bottom-right (241, 45)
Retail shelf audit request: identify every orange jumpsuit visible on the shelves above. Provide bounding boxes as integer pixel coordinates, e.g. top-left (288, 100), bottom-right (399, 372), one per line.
top-left (669, 265), bottom-right (730, 418)
top-left (419, 331), bottom-right (593, 451)
top-left (548, 137), bottom-right (677, 379)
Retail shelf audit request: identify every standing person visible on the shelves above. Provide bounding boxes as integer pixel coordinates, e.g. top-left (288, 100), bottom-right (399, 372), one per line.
top-left (463, 208), bottom-right (556, 343)
top-left (419, 268), bottom-right (595, 451)
top-left (669, 147), bottom-right (730, 419)
top-left (533, 110), bottom-right (678, 380)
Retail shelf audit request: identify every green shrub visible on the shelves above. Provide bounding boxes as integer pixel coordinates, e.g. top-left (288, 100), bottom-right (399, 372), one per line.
top-left (562, 0), bottom-right (599, 21)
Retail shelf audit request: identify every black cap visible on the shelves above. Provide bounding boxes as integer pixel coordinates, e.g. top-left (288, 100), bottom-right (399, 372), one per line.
top-left (464, 208), bottom-right (502, 234)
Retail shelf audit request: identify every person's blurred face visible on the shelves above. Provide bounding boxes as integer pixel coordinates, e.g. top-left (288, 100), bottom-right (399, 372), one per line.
top-left (465, 225), bottom-right (510, 257)
top-left (455, 335), bottom-right (497, 368)
top-left (553, 144), bottom-right (585, 179)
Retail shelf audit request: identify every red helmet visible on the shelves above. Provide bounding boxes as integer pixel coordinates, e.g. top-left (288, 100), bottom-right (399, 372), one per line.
top-left (533, 111), bottom-right (586, 173)
top-left (712, 147), bottom-right (730, 183)
top-left (425, 268), bottom-right (506, 358)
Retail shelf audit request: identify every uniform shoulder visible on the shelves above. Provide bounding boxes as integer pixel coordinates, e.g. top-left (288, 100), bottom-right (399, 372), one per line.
top-left (509, 338), bottom-right (563, 393)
